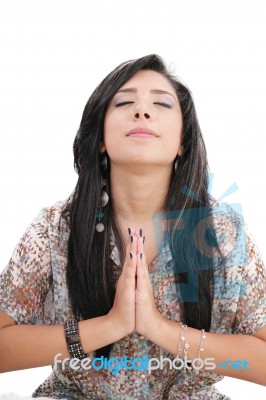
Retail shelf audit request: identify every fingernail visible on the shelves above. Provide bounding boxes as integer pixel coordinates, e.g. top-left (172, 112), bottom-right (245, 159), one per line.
top-left (130, 252), bottom-right (133, 259)
top-left (130, 235), bottom-right (133, 243)
top-left (139, 228), bottom-right (142, 237)
top-left (143, 236), bottom-right (145, 244)
top-left (128, 227), bottom-right (131, 235)
top-left (140, 253), bottom-right (143, 259)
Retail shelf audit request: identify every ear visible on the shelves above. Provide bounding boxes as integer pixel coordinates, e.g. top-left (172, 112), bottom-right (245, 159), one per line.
top-left (100, 141), bottom-right (106, 152)
top-left (177, 144), bottom-right (184, 156)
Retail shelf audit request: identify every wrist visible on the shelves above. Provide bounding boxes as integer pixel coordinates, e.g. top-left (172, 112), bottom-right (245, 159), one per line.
top-left (140, 312), bottom-right (165, 341)
top-left (105, 312), bottom-right (128, 341)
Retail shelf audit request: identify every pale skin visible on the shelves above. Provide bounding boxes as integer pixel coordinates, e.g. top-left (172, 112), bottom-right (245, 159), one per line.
top-left (0, 70), bottom-right (265, 387)
top-left (103, 69), bottom-right (266, 385)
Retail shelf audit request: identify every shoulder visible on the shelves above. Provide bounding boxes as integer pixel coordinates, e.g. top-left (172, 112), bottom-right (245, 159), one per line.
top-left (209, 196), bottom-right (244, 231)
top-left (209, 198), bottom-right (266, 334)
top-left (208, 196), bottom-right (246, 261)
top-left (209, 196), bottom-right (264, 270)
top-left (38, 193), bottom-right (73, 231)
top-left (209, 196), bottom-right (265, 295)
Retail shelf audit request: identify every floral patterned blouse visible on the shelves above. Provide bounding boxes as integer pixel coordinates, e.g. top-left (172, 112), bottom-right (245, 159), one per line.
top-left (0, 195), bottom-right (265, 400)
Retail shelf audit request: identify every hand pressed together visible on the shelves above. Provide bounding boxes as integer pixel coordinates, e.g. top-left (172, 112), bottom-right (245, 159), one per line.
top-left (107, 228), bottom-right (163, 339)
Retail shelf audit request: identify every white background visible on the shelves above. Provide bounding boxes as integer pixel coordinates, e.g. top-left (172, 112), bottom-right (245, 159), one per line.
top-left (0, 0), bottom-right (265, 398)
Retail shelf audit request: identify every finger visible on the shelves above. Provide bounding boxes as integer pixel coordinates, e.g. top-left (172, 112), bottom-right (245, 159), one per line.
top-left (126, 227), bottom-right (137, 255)
top-left (136, 253), bottom-right (144, 291)
top-left (140, 249), bottom-right (149, 277)
top-left (136, 228), bottom-right (144, 253)
top-left (128, 227), bottom-right (137, 238)
top-left (136, 250), bottom-right (149, 282)
top-left (123, 228), bottom-right (136, 277)
top-left (137, 235), bottom-right (146, 265)
top-left (124, 249), bottom-right (136, 283)
top-left (130, 232), bottom-right (138, 255)
top-left (128, 227), bottom-right (138, 241)
top-left (137, 235), bottom-right (145, 254)
top-left (137, 228), bottom-right (142, 239)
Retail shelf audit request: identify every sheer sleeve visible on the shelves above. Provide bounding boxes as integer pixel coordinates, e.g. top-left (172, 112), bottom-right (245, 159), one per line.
top-left (211, 202), bottom-right (266, 336)
top-left (0, 208), bottom-right (53, 325)
top-left (232, 224), bottom-right (266, 335)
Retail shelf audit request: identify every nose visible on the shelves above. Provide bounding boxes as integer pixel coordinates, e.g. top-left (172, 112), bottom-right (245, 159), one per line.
top-left (133, 101), bottom-right (151, 119)
top-left (134, 111), bottom-right (150, 119)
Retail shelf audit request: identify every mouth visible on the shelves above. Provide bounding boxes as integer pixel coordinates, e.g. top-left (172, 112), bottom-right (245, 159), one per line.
top-left (127, 127), bottom-right (158, 138)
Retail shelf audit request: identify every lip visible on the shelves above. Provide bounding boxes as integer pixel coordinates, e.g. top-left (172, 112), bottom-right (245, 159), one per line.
top-left (127, 127), bottom-right (158, 138)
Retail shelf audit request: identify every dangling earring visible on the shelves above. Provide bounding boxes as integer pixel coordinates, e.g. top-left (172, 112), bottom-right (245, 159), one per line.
top-left (174, 156), bottom-right (179, 172)
top-left (175, 144), bottom-right (184, 173)
top-left (175, 145), bottom-right (184, 172)
top-left (95, 151), bottom-right (109, 232)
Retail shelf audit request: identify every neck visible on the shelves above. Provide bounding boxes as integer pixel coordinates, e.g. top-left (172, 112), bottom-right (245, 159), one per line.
top-left (110, 164), bottom-right (172, 225)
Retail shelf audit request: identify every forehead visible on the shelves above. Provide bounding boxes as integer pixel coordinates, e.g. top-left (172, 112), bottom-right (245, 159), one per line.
top-left (118, 69), bottom-right (176, 94)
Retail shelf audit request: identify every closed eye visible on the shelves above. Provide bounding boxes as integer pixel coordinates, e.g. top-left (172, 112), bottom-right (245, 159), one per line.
top-left (154, 102), bottom-right (172, 109)
top-left (115, 101), bottom-right (134, 107)
top-left (115, 101), bottom-right (172, 109)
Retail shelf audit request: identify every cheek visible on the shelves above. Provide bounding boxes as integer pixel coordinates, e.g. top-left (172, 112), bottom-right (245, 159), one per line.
top-left (165, 121), bottom-right (182, 146)
top-left (103, 116), bottom-right (121, 152)
top-left (104, 112), bottom-right (121, 135)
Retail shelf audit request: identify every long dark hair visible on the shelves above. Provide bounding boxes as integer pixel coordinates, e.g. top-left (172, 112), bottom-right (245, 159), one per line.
top-left (60, 54), bottom-right (222, 359)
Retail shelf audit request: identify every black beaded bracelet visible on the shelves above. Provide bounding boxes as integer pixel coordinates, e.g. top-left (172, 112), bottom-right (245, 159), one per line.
top-left (64, 319), bottom-right (87, 360)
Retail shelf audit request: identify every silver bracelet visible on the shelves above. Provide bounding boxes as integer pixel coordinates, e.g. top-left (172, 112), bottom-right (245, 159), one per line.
top-left (194, 329), bottom-right (206, 375)
top-left (177, 322), bottom-right (190, 373)
top-left (177, 322), bottom-right (187, 354)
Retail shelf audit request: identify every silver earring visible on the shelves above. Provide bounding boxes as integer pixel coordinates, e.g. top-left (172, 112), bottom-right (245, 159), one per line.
top-left (174, 157), bottom-right (179, 172)
top-left (174, 154), bottom-right (182, 172)
top-left (95, 152), bottom-right (109, 232)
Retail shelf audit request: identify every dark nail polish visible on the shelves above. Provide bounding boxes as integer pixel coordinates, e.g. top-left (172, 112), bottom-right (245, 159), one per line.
top-left (139, 228), bottom-right (142, 237)
top-left (128, 227), bottom-right (131, 235)
top-left (143, 236), bottom-right (145, 244)
top-left (130, 235), bottom-right (133, 243)
top-left (140, 253), bottom-right (143, 259)
top-left (130, 252), bottom-right (133, 259)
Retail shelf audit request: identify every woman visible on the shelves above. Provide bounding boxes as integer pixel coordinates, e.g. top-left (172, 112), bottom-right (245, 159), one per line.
top-left (0, 54), bottom-right (265, 399)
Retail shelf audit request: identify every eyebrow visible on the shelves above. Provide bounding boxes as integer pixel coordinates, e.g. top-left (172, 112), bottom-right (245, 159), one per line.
top-left (115, 87), bottom-right (177, 102)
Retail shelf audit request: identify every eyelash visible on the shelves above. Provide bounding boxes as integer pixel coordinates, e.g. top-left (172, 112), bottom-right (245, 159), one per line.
top-left (115, 101), bottom-right (172, 109)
